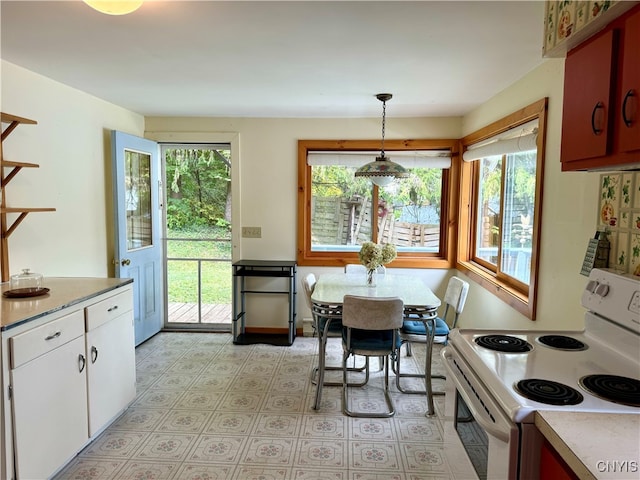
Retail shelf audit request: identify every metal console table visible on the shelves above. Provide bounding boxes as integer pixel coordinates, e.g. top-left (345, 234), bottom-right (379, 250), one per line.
top-left (232, 260), bottom-right (297, 346)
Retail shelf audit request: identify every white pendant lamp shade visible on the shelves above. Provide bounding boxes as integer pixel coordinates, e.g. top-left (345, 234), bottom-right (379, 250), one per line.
top-left (83, 1), bottom-right (143, 15)
top-left (354, 93), bottom-right (409, 187)
top-left (355, 156), bottom-right (409, 187)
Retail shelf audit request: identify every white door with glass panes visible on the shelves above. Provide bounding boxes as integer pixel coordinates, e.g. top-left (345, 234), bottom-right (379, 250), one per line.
top-left (112, 131), bottom-right (163, 345)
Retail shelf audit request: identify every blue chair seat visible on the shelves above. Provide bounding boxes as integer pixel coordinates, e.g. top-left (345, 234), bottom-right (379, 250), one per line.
top-left (318, 316), bottom-right (344, 334)
top-left (402, 317), bottom-right (450, 337)
top-left (342, 328), bottom-right (402, 350)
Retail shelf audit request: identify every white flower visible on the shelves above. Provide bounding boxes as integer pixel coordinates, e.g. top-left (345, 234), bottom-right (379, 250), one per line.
top-left (358, 242), bottom-right (396, 270)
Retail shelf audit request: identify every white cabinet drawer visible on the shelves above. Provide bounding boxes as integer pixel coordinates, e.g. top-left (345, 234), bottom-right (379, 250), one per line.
top-left (10, 309), bottom-right (85, 369)
top-left (85, 289), bottom-right (133, 331)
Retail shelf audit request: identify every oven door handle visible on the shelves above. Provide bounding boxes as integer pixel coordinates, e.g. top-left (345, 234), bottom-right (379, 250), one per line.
top-left (443, 348), bottom-right (512, 443)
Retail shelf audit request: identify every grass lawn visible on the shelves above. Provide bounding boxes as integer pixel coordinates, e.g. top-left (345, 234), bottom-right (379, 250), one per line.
top-left (166, 227), bottom-right (232, 304)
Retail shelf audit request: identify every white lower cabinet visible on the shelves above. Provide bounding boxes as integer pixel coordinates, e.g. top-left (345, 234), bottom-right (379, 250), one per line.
top-left (11, 329), bottom-right (88, 480)
top-left (4, 285), bottom-right (135, 480)
top-left (86, 311), bottom-right (136, 436)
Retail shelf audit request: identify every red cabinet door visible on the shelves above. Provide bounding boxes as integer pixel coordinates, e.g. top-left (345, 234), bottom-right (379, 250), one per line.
top-left (617, 8), bottom-right (640, 153)
top-left (561, 29), bottom-right (616, 163)
top-left (539, 439), bottom-right (579, 480)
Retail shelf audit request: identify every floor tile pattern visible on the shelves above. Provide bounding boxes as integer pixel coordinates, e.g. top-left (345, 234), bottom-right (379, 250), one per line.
top-left (53, 332), bottom-right (474, 480)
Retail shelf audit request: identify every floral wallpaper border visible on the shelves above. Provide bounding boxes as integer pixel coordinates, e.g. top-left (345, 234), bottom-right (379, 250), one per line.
top-left (598, 172), bottom-right (640, 276)
top-left (544, 1), bottom-right (621, 54)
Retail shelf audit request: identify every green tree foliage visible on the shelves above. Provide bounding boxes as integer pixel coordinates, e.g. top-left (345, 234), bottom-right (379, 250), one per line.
top-left (165, 148), bottom-right (231, 231)
top-left (311, 165), bottom-right (371, 198)
top-left (311, 164), bottom-right (443, 221)
top-left (479, 152), bottom-right (537, 249)
top-left (509, 151), bottom-right (536, 214)
top-left (381, 168), bottom-right (442, 222)
top-left (482, 152), bottom-right (536, 214)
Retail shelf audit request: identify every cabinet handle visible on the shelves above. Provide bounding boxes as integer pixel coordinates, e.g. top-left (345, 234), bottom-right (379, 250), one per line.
top-left (91, 345), bottom-right (99, 364)
top-left (622, 89), bottom-right (635, 127)
top-left (107, 305), bottom-right (119, 313)
top-left (591, 102), bottom-right (604, 135)
top-left (44, 331), bottom-right (61, 341)
top-left (78, 354), bottom-right (86, 373)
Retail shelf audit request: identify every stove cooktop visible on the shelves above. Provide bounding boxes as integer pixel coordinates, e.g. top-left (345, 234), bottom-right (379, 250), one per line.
top-left (447, 269), bottom-right (640, 422)
top-left (448, 314), bottom-right (640, 422)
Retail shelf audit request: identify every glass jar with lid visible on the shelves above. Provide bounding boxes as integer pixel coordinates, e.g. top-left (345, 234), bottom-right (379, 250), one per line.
top-left (10, 269), bottom-right (43, 291)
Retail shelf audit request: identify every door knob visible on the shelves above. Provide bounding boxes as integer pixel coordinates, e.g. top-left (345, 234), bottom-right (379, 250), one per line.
top-left (121, 258), bottom-right (131, 266)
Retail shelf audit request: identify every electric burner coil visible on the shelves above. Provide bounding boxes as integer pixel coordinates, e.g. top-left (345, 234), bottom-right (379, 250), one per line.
top-left (475, 334), bottom-right (533, 353)
top-left (514, 379), bottom-right (584, 406)
top-left (537, 335), bottom-right (587, 351)
top-left (579, 375), bottom-right (640, 407)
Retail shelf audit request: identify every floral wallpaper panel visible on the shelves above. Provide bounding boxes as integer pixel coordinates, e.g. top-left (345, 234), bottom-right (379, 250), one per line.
top-left (598, 172), bottom-right (640, 276)
top-left (544, 1), bottom-right (622, 56)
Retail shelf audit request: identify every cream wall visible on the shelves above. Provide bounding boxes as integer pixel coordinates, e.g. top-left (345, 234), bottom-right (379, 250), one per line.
top-left (2, 55), bottom-right (603, 332)
top-left (144, 116), bottom-right (460, 327)
top-left (1, 61), bottom-right (145, 278)
top-left (460, 58), bottom-right (601, 330)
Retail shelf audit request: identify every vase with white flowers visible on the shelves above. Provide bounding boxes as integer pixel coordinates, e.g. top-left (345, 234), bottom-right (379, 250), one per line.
top-left (358, 241), bottom-right (397, 286)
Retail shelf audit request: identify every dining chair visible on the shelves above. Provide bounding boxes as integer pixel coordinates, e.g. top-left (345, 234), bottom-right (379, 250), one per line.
top-left (302, 274), bottom-right (367, 410)
top-left (344, 264), bottom-right (386, 275)
top-left (341, 295), bottom-right (404, 417)
top-left (395, 276), bottom-right (469, 415)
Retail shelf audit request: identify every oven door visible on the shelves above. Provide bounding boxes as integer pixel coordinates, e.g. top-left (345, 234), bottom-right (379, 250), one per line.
top-left (442, 346), bottom-right (520, 480)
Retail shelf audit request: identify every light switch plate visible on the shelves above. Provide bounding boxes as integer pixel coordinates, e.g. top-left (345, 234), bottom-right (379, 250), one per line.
top-left (242, 226), bottom-right (261, 238)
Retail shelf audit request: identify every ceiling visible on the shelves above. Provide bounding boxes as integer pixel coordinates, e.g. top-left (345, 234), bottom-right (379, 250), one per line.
top-left (1, 1), bottom-right (546, 118)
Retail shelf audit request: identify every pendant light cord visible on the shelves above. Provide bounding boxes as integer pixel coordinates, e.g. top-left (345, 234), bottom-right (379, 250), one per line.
top-left (380, 99), bottom-right (386, 159)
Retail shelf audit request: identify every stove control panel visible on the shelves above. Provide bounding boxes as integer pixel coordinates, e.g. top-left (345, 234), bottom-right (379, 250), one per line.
top-left (583, 269), bottom-right (640, 330)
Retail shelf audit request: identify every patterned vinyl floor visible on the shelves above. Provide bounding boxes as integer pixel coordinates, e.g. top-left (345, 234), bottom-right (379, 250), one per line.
top-left (53, 332), bottom-right (476, 480)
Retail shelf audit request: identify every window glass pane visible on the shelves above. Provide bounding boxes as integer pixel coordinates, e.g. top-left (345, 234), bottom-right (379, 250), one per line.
top-left (125, 149), bottom-right (152, 251)
top-left (500, 150), bottom-right (536, 284)
top-left (310, 165), bottom-right (443, 254)
top-left (310, 165), bottom-right (373, 251)
top-left (475, 155), bottom-right (502, 266)
top-left (379, 168), bottom-right (442, 253)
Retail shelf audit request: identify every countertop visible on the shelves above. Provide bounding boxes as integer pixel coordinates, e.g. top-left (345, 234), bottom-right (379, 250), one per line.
top-left (535, 410), bottom-right (640, 480)
top-left (1, 277), bottom-right (133, 331)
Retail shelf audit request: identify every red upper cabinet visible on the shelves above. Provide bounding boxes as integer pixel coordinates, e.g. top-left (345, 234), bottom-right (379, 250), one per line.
top-left (561, 30), bottom-right (616, 163)
top-left (561, 5), bottom-right (640, 171)
top-left (617, 9), bottom-right (640, 152)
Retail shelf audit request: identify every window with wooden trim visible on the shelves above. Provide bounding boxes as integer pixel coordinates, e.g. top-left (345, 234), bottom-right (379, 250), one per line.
top-left (458, 98), bottom-right (548, 319)
top-left (297, 139), bottom-right (459, 269)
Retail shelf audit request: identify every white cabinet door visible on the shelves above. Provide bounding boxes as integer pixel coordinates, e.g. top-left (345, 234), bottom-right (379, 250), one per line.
top-left (11, 335), bottom-right (88, 480)
top-left (86, 312), bottom-right (136, 436)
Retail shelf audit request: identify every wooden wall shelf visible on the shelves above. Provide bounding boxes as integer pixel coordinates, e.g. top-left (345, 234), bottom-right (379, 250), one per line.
top-left (1, 113), bottom-right (56, 282)
top-left (1, 160), bottom-right (39, 188)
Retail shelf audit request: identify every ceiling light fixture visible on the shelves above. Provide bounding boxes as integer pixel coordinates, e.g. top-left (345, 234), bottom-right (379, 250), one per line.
top-left (354, 93), bottom-right (409, 187)
top-left (83, 1), bottom-right (143, 15)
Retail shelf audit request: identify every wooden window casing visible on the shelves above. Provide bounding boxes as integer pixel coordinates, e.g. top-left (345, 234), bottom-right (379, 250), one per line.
top-left (457, 98), bottom-right (548, 320)
top-left (297, 139), bottom-right (459, 269)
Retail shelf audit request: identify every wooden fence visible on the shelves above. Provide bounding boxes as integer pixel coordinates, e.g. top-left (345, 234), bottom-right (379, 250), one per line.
top-left (312, 196), bottom-right (439, 247)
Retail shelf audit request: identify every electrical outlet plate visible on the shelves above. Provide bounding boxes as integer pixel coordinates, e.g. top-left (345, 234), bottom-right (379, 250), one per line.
top-left (242, 226), bottom-right (261, 238)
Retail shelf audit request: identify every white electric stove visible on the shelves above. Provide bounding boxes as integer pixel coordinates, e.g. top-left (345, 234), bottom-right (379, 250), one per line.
top-left (442, 268), bottom-right (640, 479)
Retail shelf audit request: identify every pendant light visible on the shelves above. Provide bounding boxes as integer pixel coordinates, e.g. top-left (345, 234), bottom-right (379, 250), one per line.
top-left (355, 93), bottom-right (409, 187)
top-left (83, 1), bottom-right (143, 15)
